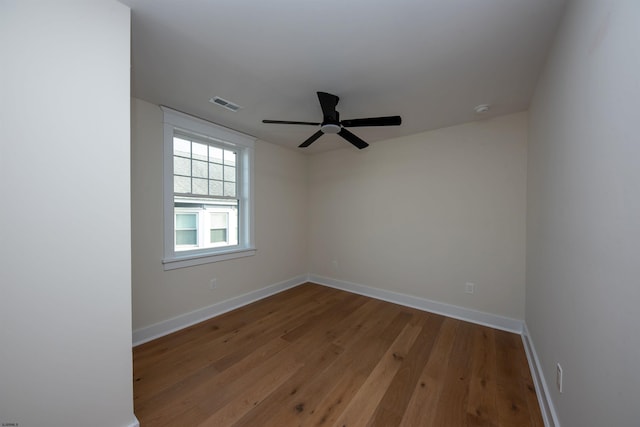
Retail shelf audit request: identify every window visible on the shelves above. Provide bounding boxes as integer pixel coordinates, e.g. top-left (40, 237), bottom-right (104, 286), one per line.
top-left (210, 212), bottom-right (229, 243)
top-left (162, 107), bottom-right (255, 270)
top-left (175, 213), bottom-right (198, 246)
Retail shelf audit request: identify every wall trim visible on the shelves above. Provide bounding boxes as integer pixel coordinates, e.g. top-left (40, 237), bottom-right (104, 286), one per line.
top-left (522, 323), bottom-right (561, 427)
top-left (308, 274), bottom-right (523, 333)
top-left (132, 275), bottom-right (308, 346)
top-left (126, 416), bottom-right (140, 427)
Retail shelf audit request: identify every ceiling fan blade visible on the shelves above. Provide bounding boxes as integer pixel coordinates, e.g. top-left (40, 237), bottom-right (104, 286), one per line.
top-left (317, 92), bottom-right (339, 120)
top-left (299, 130), bottom-right (324, 148)
top-left (341, 116), bottom-right (402, 127)
top-left (338, 128), bottom-right (369, 149)
top-left (263, 119), bottom-right (320, 126)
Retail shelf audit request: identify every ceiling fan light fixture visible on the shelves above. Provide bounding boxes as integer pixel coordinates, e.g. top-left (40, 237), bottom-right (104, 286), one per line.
top-left (320, 123), bottom-right (341, 134)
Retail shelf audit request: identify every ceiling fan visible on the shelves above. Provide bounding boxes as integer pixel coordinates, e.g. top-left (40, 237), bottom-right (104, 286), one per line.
top-left (262, 92), bottom-right (402, 149)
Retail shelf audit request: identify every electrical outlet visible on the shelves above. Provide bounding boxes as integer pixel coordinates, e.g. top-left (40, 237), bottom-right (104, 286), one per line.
top-left (465, 282), bottom-right (475, 294)
top-left (556, 363), bottom-right (563, 393)
top-left (210, 278), bottom-right (217, 290)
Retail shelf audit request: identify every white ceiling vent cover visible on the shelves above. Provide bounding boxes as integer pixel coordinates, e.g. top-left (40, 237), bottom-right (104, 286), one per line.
top-left (209, 96), bottom-right (242, 112)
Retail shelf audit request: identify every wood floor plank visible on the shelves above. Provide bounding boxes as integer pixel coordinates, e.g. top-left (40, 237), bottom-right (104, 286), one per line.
top-left (298, 308), bottom-right (415, 427)
top-left (195, 357), bottom-right (303, 426)
top-left (231, 309), bottom-right (412, 427)
top-left (134, 285), bottom-right (339, 404)
top-left (300, 369), bottom-right (368, 427)
top-left (466, 326), bottom-right (499, 427)
top-left (331, 317), bottom-right (425, 426)
top-left (510, 335), bottom-right (545, 427)
top-left (135, 337), bottom-right (294, 426)
top-left (133, 283), bottom-right (545, 427)
top-left (227, 342), bottom-right (345, 427)
top-left (524, 374), bottom-right (546, 427)
top-left (398, 317), bottom-right (459, 427)
top-left (495, 330), bottom-right (534, 427)
top-left (329, 298), bottom-right (389, 348)
top-left (280, 292), bottom-right (367, 343)
top-left (134, 336), bottom-right (289, 422)
top-left (367, 312), bottom-right (444, 427)
top-left (134, 283), bottom-right (325, 362)
top-left (136, 284), bottom-right (335, 360)
top-left (208, 290), bottom-right (345, 372)
top-left (430, 321), bottom-right (475, 426)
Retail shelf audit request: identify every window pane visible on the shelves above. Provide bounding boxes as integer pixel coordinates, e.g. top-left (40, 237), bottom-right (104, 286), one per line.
top-left (192, 159), bottom-right (208, 178)
top-left (176, 213), bottom-right (197, 229)
top-left (210, 212), bottom-right (228, 228)
top-left (209, 146), bottom-right (223, 164)
top-left (209, 163), bottom-right (223, 180)
top-left (192, 142), bottom-right (208, 161)
top-left (209, 180), bottom-right (223, 196)
top-left (173, 137), bottom-right (191, 156)
top-left (224, 182), bottom-right (236, 197)
top-left (193, 178), bottom-right (208, 195)
top-left (174, 156), bottom-right (190, 176)
top-left (224, 165), bottom-right (236, 182)
top-left (176, 230), bottom-right (197, 245)
top-left (224, 150), bottom-right (236, 166)
top-left (174, 176), bottom-right (191, 193)
top-left (210, 229), bottom-right (227, 243)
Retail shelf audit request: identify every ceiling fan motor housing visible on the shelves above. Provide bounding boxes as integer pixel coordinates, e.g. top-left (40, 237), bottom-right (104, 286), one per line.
top-left (320, 123), bottom-right (341, 134)
top-left (321, 109), bottom-right (341, 133)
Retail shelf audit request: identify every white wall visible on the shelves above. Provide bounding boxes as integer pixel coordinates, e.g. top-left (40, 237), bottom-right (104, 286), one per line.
top-left (527, 1), bottom-right (640, 425)
top-left (131, 98), bottom-right (308, 330)
top-left (0, 1), bottom-right (137, 426)
top-left (309, 113), bottom-right (528, 320)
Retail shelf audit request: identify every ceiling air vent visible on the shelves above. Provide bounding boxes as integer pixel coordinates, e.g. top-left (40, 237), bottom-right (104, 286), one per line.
top-left (209, 96), bottom-right (241, 112)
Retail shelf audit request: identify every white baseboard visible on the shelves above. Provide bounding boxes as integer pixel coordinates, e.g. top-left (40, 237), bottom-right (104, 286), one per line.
top-left (132, 275), bottom-right (308, 346)
top-left (308, 274), bottom-right (523, 333)
top-left (522, 323), bottom-right (561, 427)
top-left (133, 272), bottom-right (522, 343)
top-left (126, 416), bottom-right (140, 427)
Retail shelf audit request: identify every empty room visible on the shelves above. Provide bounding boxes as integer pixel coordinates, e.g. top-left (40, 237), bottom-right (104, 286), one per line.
top-left (2, 1), bottom-right (639, 427)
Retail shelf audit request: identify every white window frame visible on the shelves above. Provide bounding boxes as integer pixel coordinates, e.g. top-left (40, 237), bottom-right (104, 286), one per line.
top-left (162, 106), bottom-right (255, 270)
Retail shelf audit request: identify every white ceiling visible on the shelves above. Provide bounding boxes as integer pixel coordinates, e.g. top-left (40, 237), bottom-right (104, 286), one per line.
top-left (122, 0), bottom-right (566, 153)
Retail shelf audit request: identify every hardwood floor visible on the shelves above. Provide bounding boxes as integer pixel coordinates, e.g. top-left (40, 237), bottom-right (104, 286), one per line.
top-left (133, 283), bottom-right (543, 426)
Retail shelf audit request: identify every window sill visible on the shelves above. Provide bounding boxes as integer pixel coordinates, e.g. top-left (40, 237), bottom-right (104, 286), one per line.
top-left (162, 247), bottom-right (256, 270)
